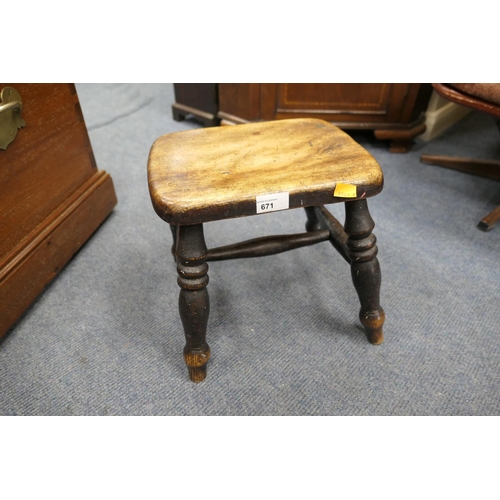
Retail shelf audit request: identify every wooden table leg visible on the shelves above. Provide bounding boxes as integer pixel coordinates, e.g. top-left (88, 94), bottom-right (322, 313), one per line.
top-left (176, 224), bottom-right (211, 382)
top-left (344, 199), bottom-right (385, 344)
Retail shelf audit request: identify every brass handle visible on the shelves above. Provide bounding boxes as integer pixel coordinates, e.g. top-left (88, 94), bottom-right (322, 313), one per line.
top-left (0, 86), bottom-right (26, 150)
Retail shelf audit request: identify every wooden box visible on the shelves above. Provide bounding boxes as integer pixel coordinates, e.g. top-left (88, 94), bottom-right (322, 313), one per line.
top-left (0, 83), bottom-right (117, 338)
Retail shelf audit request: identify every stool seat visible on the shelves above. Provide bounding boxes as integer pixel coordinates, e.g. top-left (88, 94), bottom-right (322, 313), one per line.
top-left (148, 118), bottom-right (383, 225)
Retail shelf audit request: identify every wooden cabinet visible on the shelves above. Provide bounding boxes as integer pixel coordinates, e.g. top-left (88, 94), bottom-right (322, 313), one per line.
top-left (172, 83), bottom-right (219, 127)
top-left (173, 83), bottom-right (432, 152)
top-left (0, 83), bottom-right (117, 338)
top-left (218, 83), bottom-right (432, 152)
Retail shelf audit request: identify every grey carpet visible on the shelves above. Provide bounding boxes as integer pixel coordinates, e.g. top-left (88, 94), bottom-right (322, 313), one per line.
top-left (1, 83), bottom-right (499, 415)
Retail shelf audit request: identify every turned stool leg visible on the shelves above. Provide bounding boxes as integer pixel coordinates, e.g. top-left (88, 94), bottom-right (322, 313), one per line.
top-left (170, 224), bottom-right (178, 260)
top-left (304, 206), bottom-right (326, 232)
top-left (344, 199), bottom-right (385, 344)
top-left (176, 224), bottom-right (211, 382)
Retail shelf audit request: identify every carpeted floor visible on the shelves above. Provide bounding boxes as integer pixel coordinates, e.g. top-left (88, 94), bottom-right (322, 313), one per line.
top-left (1, 83), bottom-right (499, 415)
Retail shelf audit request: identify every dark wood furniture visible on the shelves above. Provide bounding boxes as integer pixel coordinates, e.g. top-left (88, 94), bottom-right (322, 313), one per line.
top-left (172, 83), bottom-right (432, 152)
top-left (172, 83), bottom-right (219, 127)
top-left (148, 118), bottom-right (385, 382)
top-left (0, 83), bottom-right (117, 338)
top-left (421, 83), bottom-right (500, 231)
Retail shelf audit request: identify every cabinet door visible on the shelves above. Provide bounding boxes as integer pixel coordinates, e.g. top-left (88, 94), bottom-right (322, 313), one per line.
top-left (271, 83), bottom-right (413, 125)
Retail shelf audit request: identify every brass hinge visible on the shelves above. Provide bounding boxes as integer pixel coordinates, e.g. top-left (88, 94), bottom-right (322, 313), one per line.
top-left (0, 86), bottom-right (26, 150)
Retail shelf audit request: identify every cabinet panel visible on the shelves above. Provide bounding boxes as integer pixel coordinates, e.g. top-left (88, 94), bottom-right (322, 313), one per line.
top-left (276, 83), bottom-right (392, 115)
top-left (217, 83), bottom-right (261, 123)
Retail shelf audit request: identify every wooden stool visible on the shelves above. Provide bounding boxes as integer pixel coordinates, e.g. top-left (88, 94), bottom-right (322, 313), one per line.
top-left (148, 118), bottom-right (385, 382)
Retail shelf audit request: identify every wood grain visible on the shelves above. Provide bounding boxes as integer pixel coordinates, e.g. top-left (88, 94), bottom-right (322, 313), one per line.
top-left (148, 118), bottom-right (383, 225)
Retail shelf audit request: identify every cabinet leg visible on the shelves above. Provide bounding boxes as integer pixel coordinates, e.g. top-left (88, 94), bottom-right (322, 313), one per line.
top-left (344, 199), bottom-right (385, 344)
top-left (177, 224), bottom-right (210, 382)
top-left (387, 138), bottom-right (415, 153)
top-left (374, 122), bottom-right (426, 153)
top-left (172, 104), bottom-right (186, 122)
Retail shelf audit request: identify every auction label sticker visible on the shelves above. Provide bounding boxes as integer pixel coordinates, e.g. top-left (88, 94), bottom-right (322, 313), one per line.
top-left (256, 192), bottom-right (289, 214)
top-left (334, 183), bottom-right (357, 198)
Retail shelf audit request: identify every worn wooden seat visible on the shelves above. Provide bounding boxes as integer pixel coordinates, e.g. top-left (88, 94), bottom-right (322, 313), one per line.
top-left (148, 118), bottom-right (385, 382)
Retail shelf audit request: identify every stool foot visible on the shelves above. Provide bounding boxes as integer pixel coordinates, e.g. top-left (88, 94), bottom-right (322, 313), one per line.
top-left (184, 347), bottom-right (211, 383)
top-left (177, 224), bottom-right (211, 382)
top-left (344, 199), bottom-right (385, 344)
top-left (360, 308), bottom-right (385, 345)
